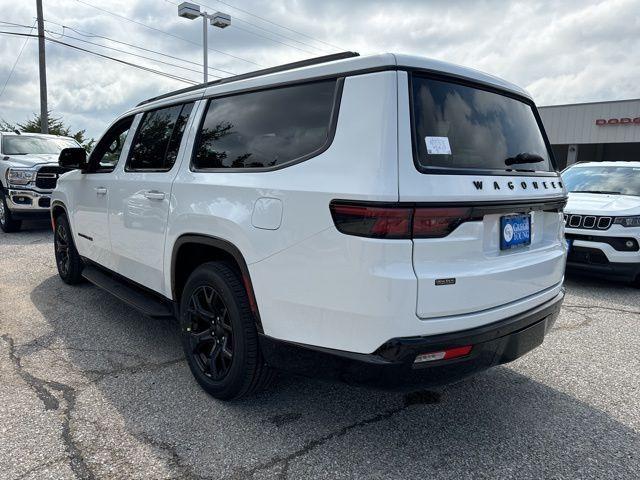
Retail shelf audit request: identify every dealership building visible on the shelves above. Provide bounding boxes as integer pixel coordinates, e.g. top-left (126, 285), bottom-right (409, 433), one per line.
top-left (538, 98), bottom-right (640, 170)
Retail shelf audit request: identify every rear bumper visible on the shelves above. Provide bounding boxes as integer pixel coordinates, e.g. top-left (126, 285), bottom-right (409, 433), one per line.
top-left (260, 290), bottom-right (564, 390)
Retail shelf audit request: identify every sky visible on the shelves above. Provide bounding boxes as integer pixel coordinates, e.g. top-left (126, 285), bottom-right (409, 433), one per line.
top-left (0, 0), bottom-right (639, 140)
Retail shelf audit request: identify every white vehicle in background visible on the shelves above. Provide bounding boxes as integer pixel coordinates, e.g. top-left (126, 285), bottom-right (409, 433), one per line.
top-left (51, 52), bottom-right (567, 399)
top-left (0, 131), bottom-right (81, 232)
top-left (562, 161), bottom-right (640, 284)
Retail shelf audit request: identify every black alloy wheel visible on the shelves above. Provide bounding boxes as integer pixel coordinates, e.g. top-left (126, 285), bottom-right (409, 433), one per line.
top-left (180, 262), bottom-right (274, 399)
top-left (53, 214), bottom-right (84, 284)
top-left (186, 285), bottom-right (234, 380)
top-left (55, 222), bottom-right (71, 277)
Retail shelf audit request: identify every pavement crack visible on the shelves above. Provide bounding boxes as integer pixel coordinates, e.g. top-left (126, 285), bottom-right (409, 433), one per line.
top-left (1, 334), bottom-right (95, 480)
top-left (563, 303), bottom-right (640, 316)
top-left (232, 403), bottom-right (409, 480)
top-left (86, 357), bottom-right (185, 383)
top-left (132, 432), bottom-right (210, 480)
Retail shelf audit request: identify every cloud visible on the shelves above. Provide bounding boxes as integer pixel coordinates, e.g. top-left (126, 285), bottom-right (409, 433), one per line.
top-left (0, 0), bottom-right (638, 140)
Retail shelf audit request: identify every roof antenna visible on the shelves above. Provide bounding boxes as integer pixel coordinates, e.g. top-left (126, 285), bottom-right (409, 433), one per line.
top-left (13, 129), bottom-right (21, 135)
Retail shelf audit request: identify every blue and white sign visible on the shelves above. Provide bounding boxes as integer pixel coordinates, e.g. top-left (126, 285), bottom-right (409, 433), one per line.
top-left (500, 214), bottom-right (531, 250)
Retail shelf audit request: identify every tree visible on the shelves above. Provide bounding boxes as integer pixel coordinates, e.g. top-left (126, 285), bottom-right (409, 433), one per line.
top-left (0, 111), bottom-right (95, 152)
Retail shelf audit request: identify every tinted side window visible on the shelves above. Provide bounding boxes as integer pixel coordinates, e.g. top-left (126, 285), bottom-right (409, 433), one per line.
top-left (126, 102), bottom-right (194, 172)
top-left (193, 80), bottom-right (338, 170)
top-left (89, 116), bottom-right (134, 173)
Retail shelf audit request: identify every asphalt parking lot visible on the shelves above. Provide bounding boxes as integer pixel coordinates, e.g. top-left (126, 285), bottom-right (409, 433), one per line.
top-left (1, 222), bottom-right (639, 480)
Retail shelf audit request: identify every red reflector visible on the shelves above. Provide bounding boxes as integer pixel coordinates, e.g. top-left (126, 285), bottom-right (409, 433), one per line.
top-left (330, 203), bottom-right (412, 239)
top-left (414, 345), bottom-right (472, 363)
top-left (443, 345), bottom-right (473, 359)
top-left (413, 207), bottom-right (474, 238)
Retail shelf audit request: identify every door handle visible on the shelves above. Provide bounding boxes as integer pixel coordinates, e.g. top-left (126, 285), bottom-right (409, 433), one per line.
top-left (143, 190), bottom-right (165, 201)
top-left (95, 187), bottom-right (107, 195)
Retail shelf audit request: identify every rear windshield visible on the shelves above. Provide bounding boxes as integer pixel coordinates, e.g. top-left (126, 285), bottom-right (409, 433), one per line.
top-left (562, 166), bottom-right (640, 197)
top-left (411, 75), bottom-right (553, 174)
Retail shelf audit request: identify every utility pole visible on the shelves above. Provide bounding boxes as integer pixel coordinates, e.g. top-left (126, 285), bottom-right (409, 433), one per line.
top-left (36, 0), bottom-right (48, 134)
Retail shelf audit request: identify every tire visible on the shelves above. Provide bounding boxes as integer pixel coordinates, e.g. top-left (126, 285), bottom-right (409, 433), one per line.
top-left (179, 261), bottom-right (274, 400)
top-left (0, 190), bottom-right (22, 233)
top-left (54, 213), bottom-right (84, 284)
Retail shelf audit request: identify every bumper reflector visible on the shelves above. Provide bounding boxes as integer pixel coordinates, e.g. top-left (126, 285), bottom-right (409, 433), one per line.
top-left (414, 345), bottom-right (473, 363)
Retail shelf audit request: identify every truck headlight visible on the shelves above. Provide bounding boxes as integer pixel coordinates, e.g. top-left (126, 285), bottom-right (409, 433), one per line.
top-left (7, 168), bottom-right (37, 186)
top-left (614, 216), bottom-right (640, 228)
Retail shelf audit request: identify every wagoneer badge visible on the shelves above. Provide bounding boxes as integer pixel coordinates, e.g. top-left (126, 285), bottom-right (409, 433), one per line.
top-left (472, 180), bottom-right (563, 191)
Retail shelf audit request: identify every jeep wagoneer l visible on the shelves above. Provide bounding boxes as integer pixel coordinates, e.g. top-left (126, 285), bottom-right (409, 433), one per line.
top-left (51, 52), bottom-right (567, 399)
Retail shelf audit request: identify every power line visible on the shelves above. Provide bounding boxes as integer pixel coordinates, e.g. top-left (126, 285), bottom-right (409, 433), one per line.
top-left (43, 19), bottom-right (234, 76)
top-left (74, 0), bottom-right (262, 67)
top-left (229, 24), bottom-right (318, 55)
top-left (199, 0), bottom-right (347, 52)
top-left (0, 31), bottom-right (198, 85)
top-left (0, 21), bottom-right (36, 100)
top-left (43, 26), bottom-right (222, 79)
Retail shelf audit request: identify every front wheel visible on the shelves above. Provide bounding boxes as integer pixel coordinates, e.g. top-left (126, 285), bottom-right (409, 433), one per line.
top-left (0, 190), bottom-right (21, 233)
top-left (54, 214), bottom-right (84, 284)
top-left (180, 262), bottom-right (274, 400)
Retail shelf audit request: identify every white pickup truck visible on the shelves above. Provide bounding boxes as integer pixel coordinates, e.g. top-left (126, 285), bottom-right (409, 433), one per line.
top-left (0, 131), bottom-right (81, 232)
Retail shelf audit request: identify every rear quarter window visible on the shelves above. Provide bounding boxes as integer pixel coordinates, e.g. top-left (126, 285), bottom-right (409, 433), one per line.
top-left (411, 75), bottom-right (554, 175)
top-left (192, 79), bottom-right (339, 170)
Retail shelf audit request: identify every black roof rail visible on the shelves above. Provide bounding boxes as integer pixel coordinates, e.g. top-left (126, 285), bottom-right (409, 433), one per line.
top-left (137, 51), bottom-right (360, 107)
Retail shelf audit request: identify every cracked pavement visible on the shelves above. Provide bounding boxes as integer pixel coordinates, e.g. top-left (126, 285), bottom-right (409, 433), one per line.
top-left (1, 222), bottom-right (639, 479)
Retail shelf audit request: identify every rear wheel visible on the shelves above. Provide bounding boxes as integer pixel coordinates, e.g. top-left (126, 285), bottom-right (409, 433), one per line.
top-left (54, 214), bottom-right (84, 284)
top-left (179, 261), bottom-right (274, 400)
top-left (0, 190), bottom-right (21, 233)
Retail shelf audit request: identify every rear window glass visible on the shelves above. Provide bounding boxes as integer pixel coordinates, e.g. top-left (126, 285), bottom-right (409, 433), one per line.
top-left (412, 76), bottom-right (553, 174)
top-left (192, 80), bottom-right (337, 170)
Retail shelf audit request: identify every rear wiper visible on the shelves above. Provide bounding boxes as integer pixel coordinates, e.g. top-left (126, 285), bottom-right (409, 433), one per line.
top-left (570, 190), bottom-right (621, 195)
top-left (504, 153), bottom-right (544, 166)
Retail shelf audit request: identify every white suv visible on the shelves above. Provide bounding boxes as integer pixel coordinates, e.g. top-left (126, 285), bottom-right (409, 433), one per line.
top-left (562, 161), bottom-right (640, 284)
top-left (52, 52), bottom-right (567, 399)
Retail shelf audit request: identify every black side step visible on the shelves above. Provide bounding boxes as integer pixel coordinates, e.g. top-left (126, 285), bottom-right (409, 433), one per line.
top-left (82, 265), bottom-right (174, 319)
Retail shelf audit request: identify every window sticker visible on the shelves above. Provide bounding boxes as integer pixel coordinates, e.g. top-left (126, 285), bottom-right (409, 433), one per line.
top-left (425, 136), bottom-right (451, 155)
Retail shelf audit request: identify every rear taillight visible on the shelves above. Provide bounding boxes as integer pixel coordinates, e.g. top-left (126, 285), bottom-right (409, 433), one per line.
top-left (329, 203), bottom-right (412, 239)
top-left (413, 207), bottom-right (474, 238)
top-left (330, 202), bottom-right (479, 239)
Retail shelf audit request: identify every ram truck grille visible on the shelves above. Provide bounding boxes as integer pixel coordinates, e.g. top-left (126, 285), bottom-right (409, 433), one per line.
top-left (35, 166), bottom-right (67, 190)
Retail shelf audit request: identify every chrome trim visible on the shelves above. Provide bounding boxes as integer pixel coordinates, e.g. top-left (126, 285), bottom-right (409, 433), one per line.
top-left (569, 215), bottom-right (581, 227)
top-left (597, 216), bottom-right (612, 229)
top-left (583, 216), bottom-right (596, 228)
top-left (564, 214), bottom-right (613, 230)
top-left (6, 189), bottom-right (51, 211)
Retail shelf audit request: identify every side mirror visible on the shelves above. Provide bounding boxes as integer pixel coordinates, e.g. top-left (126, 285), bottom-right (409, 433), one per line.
top-left (59, 147), bottom-right (87, 170)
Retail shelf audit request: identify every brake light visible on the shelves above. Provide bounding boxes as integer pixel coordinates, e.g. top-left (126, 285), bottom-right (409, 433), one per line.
top-left (330, 202), bottom-right (479, 239)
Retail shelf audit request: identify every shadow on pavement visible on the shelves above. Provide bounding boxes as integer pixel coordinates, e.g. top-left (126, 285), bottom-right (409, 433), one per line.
top-left (25, 274), bottom-right (640, 478)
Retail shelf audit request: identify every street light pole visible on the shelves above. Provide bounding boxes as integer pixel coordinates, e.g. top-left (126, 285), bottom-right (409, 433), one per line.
top-left (202, 14), bottom-right (208, 83)
top-left (178, 2), bottom-right (231, 84)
